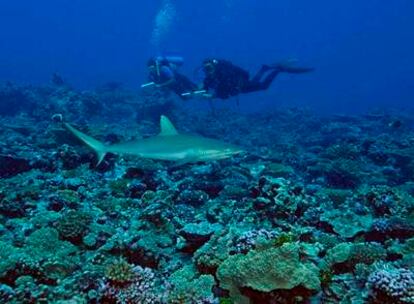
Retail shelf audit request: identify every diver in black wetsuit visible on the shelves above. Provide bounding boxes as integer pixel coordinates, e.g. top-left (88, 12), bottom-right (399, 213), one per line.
top-left (201, 58), bottom-right (314, 99)
top-left (146, 56), bottom-right (197, 100)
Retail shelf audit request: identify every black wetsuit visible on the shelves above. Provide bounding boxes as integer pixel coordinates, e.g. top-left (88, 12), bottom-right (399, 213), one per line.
top-left (169, 73), bottom-right (198, 98)
top-left (149, 61), bottom-right (197, 99)
top-left (203, 59), bottom-right (312, 99)
top-left (203, 60), bottom-right (281, 99)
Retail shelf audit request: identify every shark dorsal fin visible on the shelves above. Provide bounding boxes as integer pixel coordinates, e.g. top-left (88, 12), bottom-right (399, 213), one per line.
top-left (159, 115), bottom-right (178, 136)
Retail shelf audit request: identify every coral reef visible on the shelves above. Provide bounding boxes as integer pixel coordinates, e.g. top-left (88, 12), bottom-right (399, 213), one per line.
top-left (0, 83), bottom-right (414, 303)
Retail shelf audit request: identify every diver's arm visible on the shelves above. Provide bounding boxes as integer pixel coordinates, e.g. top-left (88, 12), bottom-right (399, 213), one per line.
top-left (153, 66), bottom-right (176, 87)
top-left (200, 79), bottom-right (215, 98)
top-left (199, 88), bottom-right (213, 98)
top-left (202, 79), bottom-right (210, 91)
top-left (155, 78), bottom-right (175, 88)
top-left (180, 87), bottom-right (213, 99)
top-left (201, 93), bottom-right (213, 99)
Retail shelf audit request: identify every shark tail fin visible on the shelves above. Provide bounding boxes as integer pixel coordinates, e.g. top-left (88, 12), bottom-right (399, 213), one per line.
top-left (64, 123), bottom-right (107, 166)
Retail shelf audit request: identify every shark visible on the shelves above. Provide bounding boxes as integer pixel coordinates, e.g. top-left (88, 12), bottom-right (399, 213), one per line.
top-left (64, 115), bottom-right (243, 166)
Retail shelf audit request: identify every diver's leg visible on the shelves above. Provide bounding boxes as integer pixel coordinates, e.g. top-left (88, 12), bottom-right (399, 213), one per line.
top-left (270, 61), bottom-right (315, 74)
top-left (279, 65), bottom-right (315, 73)
top-left (251, 65), bottom-right (271, 82)
top-left (260, 69), bottom-right (281, 90)
top-left (240, 82), bottom-right (259, 94)
top-left (240, 67), bottom-right (280, 93)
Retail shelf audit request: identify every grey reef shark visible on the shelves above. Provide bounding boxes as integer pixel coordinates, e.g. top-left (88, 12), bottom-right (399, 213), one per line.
top-left (64, 115), bottom-right (243, 166)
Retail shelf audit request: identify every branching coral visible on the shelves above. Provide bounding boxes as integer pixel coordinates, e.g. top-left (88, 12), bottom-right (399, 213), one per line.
top-left (368, 267), bottom-right (414, 304)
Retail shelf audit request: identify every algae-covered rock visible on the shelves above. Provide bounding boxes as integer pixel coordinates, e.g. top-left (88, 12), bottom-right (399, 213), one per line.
top-left (319, 188), bottom-right (352, 206)
top-left (324, 158), bottom-right (363, 189)
top-left (217, 243), bottom-right (320, 303)
top-left (83, 232), bottom-right (98, 248)
top-left (168, 265), bottom-right (215, 303)
top-left (263, 162), bottom-right (295, 178)
top-left (0, 241), bottom-right (23, 277)
top-left (193, 230), bottom-right (233, 274)
top-left (324, 242), bottom-right (386, 272)
top-left (0, 155), bottom-right (31, 178)
top-left (24, 227), bottom-right (80, 280)
top-left (321, 209), bottom-right (373, 238)
top-left (179, 222), bottom-right (222, 253)
top-left (25, 227), bottom-right (78, 260)
top-left (121, 228), bottom-right (174, 269)
top-left (177, 189), bottom-right (209, 206)
top-left (0, 228), bottom-right (79, 283)
top-left (221, 184), bottom-right (250, 199)
top-left (362, 184), bottom-right (414, 216)
top-left (325, 243), bottom-right (352, 266)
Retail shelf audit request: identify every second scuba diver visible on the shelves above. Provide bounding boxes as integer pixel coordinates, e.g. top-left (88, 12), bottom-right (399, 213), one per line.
top-left (200, 58), bottom-right (314, 100)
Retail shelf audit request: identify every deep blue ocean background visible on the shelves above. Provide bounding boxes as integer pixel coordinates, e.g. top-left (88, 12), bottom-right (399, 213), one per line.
top-left (0, 0), bottom-right (413, 113)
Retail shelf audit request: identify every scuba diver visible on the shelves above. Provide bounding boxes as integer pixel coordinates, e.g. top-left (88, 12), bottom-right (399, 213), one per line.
top-left (144, 56), bottom-right (198, 100)
top-left (200, 58), bottom-right (314, 100)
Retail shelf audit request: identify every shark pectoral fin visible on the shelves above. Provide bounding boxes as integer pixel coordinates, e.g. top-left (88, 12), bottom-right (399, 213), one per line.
top-left (159, 115), bottom-right (178, 136)
top-left (96, 151), bottom-right (107, 166)
top-left (171, 158), bottom-right (196, 168)
top-left (171, 160), bottom-right (189, 168)
top-left (64, 123), bottom-right (107, 166)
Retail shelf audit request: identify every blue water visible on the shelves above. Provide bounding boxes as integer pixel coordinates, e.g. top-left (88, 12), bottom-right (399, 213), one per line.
top-left (1, 0), bottom-right (413, 113)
